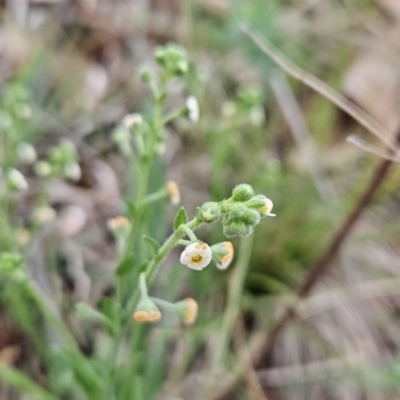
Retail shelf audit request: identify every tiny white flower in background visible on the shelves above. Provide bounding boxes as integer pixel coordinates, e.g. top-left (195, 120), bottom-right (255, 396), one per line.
top-left (122, 113), bottom-right (143, 130)
top-left (17, 142), bottom-right (37, 164)
top-left (186, 96), bottom-right (199, 123)
top-left (250, 106), bottom-right (265, 127)
top-left (7, 168), bottom-right (28, 191)
top-left (34, 161), bottom-right (52, 177)
top-left (180, 242), bottom-right (212, 271)
top-left (32, 206), bottom-right (56, 225)
top-left (166, 181), bottom-right (180, 205)
top-left (259, 197), bottom-right (275, 217)
top-left (64, 163), bottom-right (81, 181)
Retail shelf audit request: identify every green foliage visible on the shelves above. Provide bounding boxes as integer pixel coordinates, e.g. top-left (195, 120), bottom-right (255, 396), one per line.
top-left (174, 207), bottom-right (189, 230)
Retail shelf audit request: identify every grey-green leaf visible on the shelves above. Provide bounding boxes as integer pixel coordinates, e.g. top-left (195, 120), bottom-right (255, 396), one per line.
top-left (143, 235), bottom-right (160, 257)
top-left (174, 207), bottom-right (188, 230)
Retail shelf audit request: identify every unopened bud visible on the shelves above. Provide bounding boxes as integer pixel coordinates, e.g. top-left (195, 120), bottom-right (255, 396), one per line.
top-left (223, 220), bottom-right (252, 238)
top-left (232, 184), bottom-right (254, 202)
top-left (34, 161), bottom-right (52, 177)
top-left (6, 168), bottom-right (28, 191)
top-left (174, 298), bottom-right (198, 325)
top-left (133, 297), bottom-right (161, 323)
top-left (140, 67), bottom-right (152, 83)
top-left (197, 202), bottom-right (220, 223)
top-left (246, 195), bottom-right (275, 217)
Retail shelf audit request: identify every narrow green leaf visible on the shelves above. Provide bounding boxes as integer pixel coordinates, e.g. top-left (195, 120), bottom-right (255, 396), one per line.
top-left (124, 199), bottom-right (136, 220)
top-left (143, 235), bottom-right (160, 257)
top-left (116, 255), bottom-right (135, 276)
top-left (174, 207), bottom-right (188, 230)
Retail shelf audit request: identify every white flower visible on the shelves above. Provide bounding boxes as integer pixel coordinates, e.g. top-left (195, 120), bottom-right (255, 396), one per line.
top-left (32, 206), bottom-right (56, 224)
top-left (186, 96), bottom-right (199, 123)
top-left (64, 163), bottom-right (81, 181)
top-left (180, 242), bottom-right (212, 271)
top-left (122, 113), bottom-right (143, 129)
top-left (17, 142), bottom-right (37, 164)
top-left (250, 106), bottom-right (265, 127)
top-left (6, 168), bottom-right (28, 191)
top-left (259, 197), bottom-right (275, 217)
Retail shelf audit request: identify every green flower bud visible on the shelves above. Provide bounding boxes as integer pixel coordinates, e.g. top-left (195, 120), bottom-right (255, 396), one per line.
top-left (154, 48), bottom-right (167, 67)
top-left (243, 208), bottom-right (261, 226)
top-left (34, 161), bottom-right (52, 177)
top-left (154, 44), bottom-right (188, 77)
top-left (0, 253), bottom-right (27, 283)
top-left (0, 253), bottom-right (23, 275)
top-left (48, 147), bottom-right (63, 163)
top-left (59, 139), bottom-right (78, 163)
top-left (245, 194), bottom-right (267, 209)
top-left (6, 168), bottom-right (28, 191)
top-left (231, 184), bottom-right (254, 202)
top-left (223, 203), bottom-right (248, 224)
top-left (176, 60), bottom-right (189, 76)
top-left (197, 202), bottom-right (220, 223)
top-left (140, 67), bottom-right (152, 83)
top-left (223, 221), bottom-right (253, 238)
top-left (246, 195), bottom-right (275, 217)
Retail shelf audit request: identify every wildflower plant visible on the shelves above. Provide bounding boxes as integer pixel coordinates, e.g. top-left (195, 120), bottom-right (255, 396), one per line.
top-left (0, 44), bottom-right (275, 400)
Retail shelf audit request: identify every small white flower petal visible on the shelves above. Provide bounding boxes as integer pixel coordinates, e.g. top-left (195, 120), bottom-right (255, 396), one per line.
top-left (180, 242), bottom-right (212, 271)
top-left (186, 96), bottom-right (199, 123)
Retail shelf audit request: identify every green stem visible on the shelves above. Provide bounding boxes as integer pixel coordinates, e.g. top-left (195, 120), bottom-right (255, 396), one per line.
top-left (161, 106), bottom-right (185, 126)
top-left (203, 235), bottom-right (255, 399)
top-left (0, 362), bottom-right (59, 400)
top-left (139, 188), bottom-right (168, 207)
top-left (144, 218), bottom-right (201, 284)
top-left (151, 297), bottom-right (177, 312)
top-left (139, 272), bottom-right (148, 297)
top-left (180, 224), bottom-right (198, 242)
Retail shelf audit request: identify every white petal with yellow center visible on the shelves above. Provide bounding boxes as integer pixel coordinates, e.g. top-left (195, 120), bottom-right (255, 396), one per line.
top-left (180, 242), bottom-right (212, 271)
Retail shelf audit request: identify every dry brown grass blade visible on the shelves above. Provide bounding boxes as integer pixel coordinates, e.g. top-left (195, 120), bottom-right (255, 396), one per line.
top-left (233, 318), bottom-right (270, 400)
top-left (241, 23), bottom-right (396, 151)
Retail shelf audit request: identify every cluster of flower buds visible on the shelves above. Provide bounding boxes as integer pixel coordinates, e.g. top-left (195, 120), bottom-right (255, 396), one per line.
top-left (195, 184), bottom-right (274, 238)
top-left (34, 138), bottom-right (81, 181)
top-left (221, 184), bottom-right (274, 238)
top-left (154, 43), bottom-right (189, 77)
